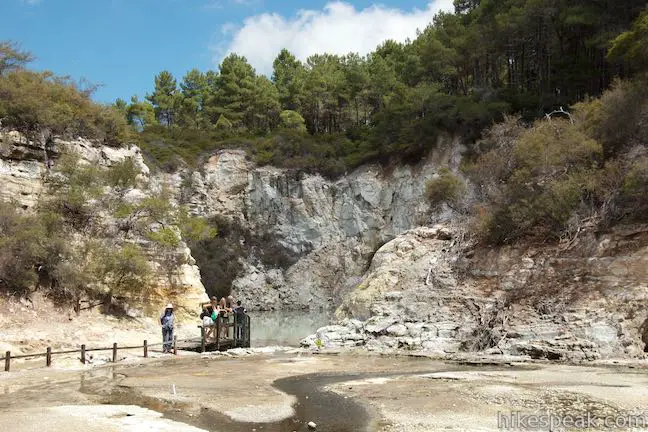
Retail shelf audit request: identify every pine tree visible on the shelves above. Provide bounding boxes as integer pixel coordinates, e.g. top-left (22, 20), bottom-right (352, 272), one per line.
top-left (272, 49), bottom-right (305, 111)
top-left (211, 54), bottom-right (257, 129)
top-left (146, 70), bottom-right (178, 127)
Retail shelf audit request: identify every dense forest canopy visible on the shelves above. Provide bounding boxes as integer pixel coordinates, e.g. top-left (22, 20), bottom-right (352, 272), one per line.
top-left (0, 0), bottom-right (647, 252)
top-left (108, 0), bottom-right (648, 174)
top-left (0, 1), bottom-right (646, 174)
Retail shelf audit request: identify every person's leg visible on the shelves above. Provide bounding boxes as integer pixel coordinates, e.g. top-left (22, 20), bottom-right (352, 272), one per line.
top-left (162, 328), bottom-right (168, 352)
top-left (163, 328), bottom-right (171, 352)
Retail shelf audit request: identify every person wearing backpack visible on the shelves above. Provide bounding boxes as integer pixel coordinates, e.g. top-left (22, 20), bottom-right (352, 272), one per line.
top-left (160, 303), bottom-right (175, 353)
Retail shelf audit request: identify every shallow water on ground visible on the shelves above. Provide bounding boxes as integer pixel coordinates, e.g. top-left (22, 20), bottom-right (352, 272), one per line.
top-left (248, 310), bottom-right (331, 347)
top-left (82, 355), bottom-right (478, 432)
top-left (2, 353), bottom-right (646, 432)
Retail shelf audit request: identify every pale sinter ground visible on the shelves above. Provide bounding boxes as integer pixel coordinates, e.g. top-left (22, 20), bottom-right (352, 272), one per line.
top-left (0, 294), bottom-right (205, 367)
top-left (1, 351), bottom-right (647, 432)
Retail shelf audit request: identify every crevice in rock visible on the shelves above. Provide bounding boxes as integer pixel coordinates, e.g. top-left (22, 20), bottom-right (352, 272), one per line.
top-left (641, 318), bottom-right (648, 352)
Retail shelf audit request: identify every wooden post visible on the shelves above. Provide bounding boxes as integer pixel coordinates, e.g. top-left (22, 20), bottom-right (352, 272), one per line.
top-left (80, 344), bottom-right (86, 364)
top-left (112, 343), bottom-right (117, 363)
top-left (46, 347), bottom-right (52, 367)
top-left (173, 335), bottom-right (177, 355)
top-left (216, 316), bottom-right (221, 350)
top-left (4, 351), bottom-right (10, 372)
top-left (246, 314), bottom-right (251, 348)
top-left (143, 340), bottom-right (148, 358)
top-left (200, 327), bottom-right (205, 353)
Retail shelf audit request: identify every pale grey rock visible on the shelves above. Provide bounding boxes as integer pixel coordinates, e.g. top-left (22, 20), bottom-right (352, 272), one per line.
top-left (386, 323), bottom-right (408, 337)
top-left (0, 131), bottom-right (207, 320)
top-left (178, 142), bottom-right (465, 312)
top-left (364, 316), bottom-right (399, 334)
top-left (302, 224), bottom-right (648, 360)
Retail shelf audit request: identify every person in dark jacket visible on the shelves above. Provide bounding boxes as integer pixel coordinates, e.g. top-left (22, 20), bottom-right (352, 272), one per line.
top-left (233, 300), bottom-right (247, 341)
top-left (160, 303), bottom-right (175, 353)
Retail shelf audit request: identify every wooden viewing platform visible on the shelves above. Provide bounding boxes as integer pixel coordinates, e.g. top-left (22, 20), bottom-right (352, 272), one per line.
top-left (178, 313), bottom-right (251, 353)
top-left (1, 313), bottom-right (251, 372)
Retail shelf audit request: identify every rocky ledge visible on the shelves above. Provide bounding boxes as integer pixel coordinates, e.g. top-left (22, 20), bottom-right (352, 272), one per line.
top-left (302, 225), bottom-right (648, 361)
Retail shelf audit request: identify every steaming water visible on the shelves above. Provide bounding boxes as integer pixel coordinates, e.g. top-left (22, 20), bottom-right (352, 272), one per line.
top-left (247, 310), bottom-right (331, 347)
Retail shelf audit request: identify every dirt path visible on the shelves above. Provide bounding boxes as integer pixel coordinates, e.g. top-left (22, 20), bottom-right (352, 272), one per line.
top-left (1, 352), bottom-right (647, 431)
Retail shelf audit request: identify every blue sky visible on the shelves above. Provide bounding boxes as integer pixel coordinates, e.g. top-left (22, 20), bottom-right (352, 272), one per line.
top-left (0, 0), bottom-right (453, 103)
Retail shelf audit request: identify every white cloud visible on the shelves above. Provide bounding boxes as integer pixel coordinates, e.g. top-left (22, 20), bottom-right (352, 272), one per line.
top-left (21, 0), bottom-right (42, 5)
top-left (213, 1), bottom-right (455, 75)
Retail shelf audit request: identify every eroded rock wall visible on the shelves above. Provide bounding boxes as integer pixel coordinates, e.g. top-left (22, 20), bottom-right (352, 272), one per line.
top-left (302, 225), bottom-right (648, 360)
top-left (178, 137), bottom-right (465, 310)
top-left (0, 131), bottom-right (207, 319)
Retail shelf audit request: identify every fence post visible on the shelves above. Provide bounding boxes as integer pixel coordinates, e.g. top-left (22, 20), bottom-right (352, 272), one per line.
top-left (216, 317), bottom-right (221, 350)
top-left (200, 327), bottom-right (205, 353)
top-left (173, 335), bottom-right (177, 355)
top-left (246, 314), bottom-right (251, 348)
top-left (80, 344), bottom-right (86, 364)
top-left (46, 347), bottom-right (52, 367)
top-left (144, 340), bottom-right (148, 358)
top-left (112, 343), bottom-right (117, 363)
top-left (4, 351), bottom-right (10, 372)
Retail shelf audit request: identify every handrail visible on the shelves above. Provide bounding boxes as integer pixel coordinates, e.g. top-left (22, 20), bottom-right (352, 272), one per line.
top-left (3, 312), bottom-right (252, 371)
top-left (198, 312), bottom-right (251, 352)
top-left (2, 337), bottom-right (174, 372)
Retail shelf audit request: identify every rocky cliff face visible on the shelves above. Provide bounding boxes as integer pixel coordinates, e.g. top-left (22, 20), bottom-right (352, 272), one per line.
top-left (176, 137), bottom-right (464, 311)
top-left (1, 130), bottom-right (463, 317)
top-left (0, 131), bottom-right (207, 319)
top-left (7, 129), bottom-right (646, 360)
top-left (301, 224), bottom-right (648, 360)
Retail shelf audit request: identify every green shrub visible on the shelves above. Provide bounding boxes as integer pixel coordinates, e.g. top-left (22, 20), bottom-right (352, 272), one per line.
top-left (468, 118), bottom-right (604, 243)
top-left (99, 243), bottom-right (151, 296)
top-left (147, 227), bottom-right (181, 248)
top-left (0, 201), bottom-right (44, 294)
top-left (618, 156), bottom-right (648, 220)
top-left (104, 157), bottom-right (139, 190)
top-left (425, 168), bottom-right (466, 207)
top-left (279, 110), bottom-right (306, 131)
top-left (215, 114), bottom-right (233, 130)
top-left (0, 70), bottom-right (130, 145)
top-left (574, 78), bottom-right (648, 157)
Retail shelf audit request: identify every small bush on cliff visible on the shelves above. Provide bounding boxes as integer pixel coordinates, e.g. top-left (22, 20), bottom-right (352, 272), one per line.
top-left (617, 156), bottom-right (648, 220)
top-left (425, 168), bottom-right (466, 208)
top-left (104, 157), bottom-right (140, 191)
top-left (573, 78), bottom-right (648, 157)
top-left (467, 119), bottom-right (604, 243)
top-left (0, 201), bottom-right (44, 294)
top-left (99, 243), bottom-right (152, 297)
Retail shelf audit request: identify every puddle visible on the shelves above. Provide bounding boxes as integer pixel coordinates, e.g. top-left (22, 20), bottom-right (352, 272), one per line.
top-left (0, 354), bottom-right (541, 432)
top-left (93, 370), bottom-right (376, 432)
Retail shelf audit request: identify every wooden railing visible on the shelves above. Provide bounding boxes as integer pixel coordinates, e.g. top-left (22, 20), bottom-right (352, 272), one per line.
top-left (2, 313), bottom-right (252, 372)
top-left (198, 313), bottom-right (251, 352)
top-left (2, 336), bottom-right (181, 372)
